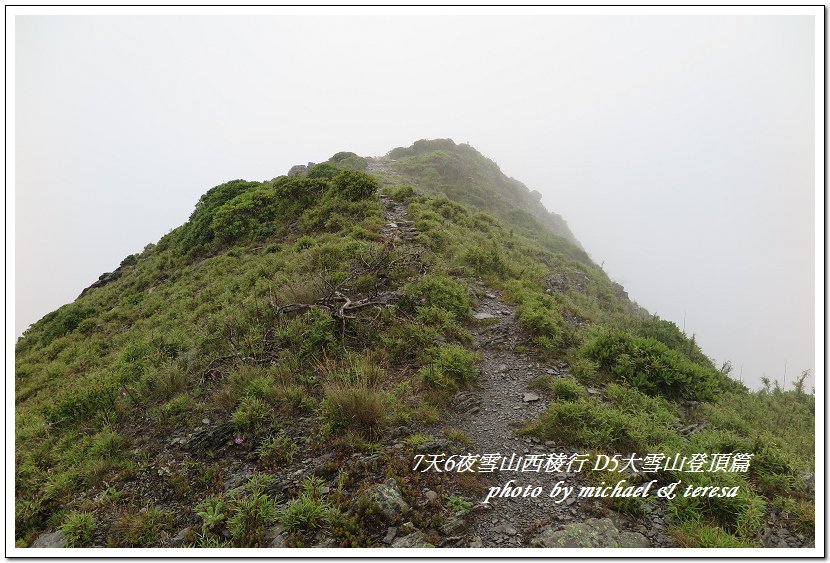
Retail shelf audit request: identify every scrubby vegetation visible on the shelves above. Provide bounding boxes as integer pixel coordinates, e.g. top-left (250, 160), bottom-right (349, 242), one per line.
top-left (524, 376), bottom-right (814, 547)
top-left (14, 140), bottom-right (813, 549)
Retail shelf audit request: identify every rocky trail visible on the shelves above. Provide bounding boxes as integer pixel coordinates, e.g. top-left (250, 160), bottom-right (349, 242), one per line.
top-left (375, 184), bottom-right (675, 548)
top-left (437, 290), bottom-right (678, 548)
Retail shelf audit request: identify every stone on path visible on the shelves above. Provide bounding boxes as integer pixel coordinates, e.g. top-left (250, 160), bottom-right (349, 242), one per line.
top-left (530, 518), bottom-right (650, 548)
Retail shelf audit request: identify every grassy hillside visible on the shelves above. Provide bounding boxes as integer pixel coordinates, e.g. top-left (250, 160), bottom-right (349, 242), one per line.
top-left (385, 139), bottom-right (583, 250)
top-left (15, 140), bottom-right (814, 549)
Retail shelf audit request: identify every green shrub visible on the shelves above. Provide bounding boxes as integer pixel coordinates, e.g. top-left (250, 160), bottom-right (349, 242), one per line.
top-left (385, 185), bottom-right (416, 202)
top-left (195, 497), bottom-right (228, 535)
top-left (419, 345), bottom-right (477, 392)
top-left (45, 376), bottom-right (120, 424)
top-left (463, 243), bottom-right (509, 277)
top-left (331, 170), bottom-right (378, 201)
top-left (232, 396), bottom-right (271, 435)
top-left (667, 470), bottom-right (764, 542)
top-left (430, 345), bottom-right (477, 384)
top-left (672, 519), bottom-right (751, 548)
top-left (272, 176), bottom-right (328, 210)
top-left (275, 309), bottom-right (339, 360)
top-left (179, 179), bottom-right (261, 250)
top-left (227, 485), bottom-right (278, 547)
top-left (61, 511), bottom-right (95, 547)
top-left (579, 327), bottom-right (724, 401)
top-left (527, 384), bottom-right (678, 452)
top-left (511, 289), bottom-right (569, 351)
top-left (401, 274), bottom-right (471, 320)
top-left (280, 478), bottom-right (337, 533)
top-left (336, 155), bottom-right (369, 171)
top-left (294, 235), bottom-right (316, 251)
top-left (446, 495), bottom-right (472, 514)
top-left (273, 384), bottom-right (310, 414)
top-left (380, 321), bottom-right (438, 365)
top-left (257, 431), bottom-right (297, 466)
top-left (162, 394), bottom-right (192, 422)
top-left (40, 304), bottom-right (96, 345)
top-left (307, 162), bottom-right (340, 180)
top-left (548, 377), bottom-right (584, 401)
top-left (444, 428), bottom-right (472, 445)
top-left (415, 305), bottom-right (470, 342)
top-left (209, 186), bottom-right (279, 243)
top-left (329, 151), bottom-right (362, 165)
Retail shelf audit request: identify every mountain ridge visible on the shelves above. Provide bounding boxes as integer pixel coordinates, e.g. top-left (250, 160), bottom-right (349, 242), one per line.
top-left (15, 139), bottom-right (814, 550)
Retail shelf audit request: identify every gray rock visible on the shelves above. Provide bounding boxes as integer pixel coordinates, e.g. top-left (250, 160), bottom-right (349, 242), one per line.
top-left (311, 532), bottom-right (337, 548)
top-left (412, 437), bottom-right (450, 453)
top-left (383, 527), bottom-right (397, 545)
top-left (424, 490), bottom-right (439, 502)
top-left (223, 466), bottom-right (254, 492)
top-left (440, 516), bottom-right (466, 535)
top-left (469, 535), bottom-right (484, 548)
top-left (391, 531), bottom-right (434, 548)
top-left (31, 531), bottom-right (67, 548)
top-left (474, 312), bottom-right (496, 320)
top-left (78, 270), bottom-right (122, 297)
top-left (530, 518), bottom-right (650, 548)
top-left (365, 479), bottom-right (409, 523)
top-left (170, 527), bottom-right (192, 547)
top-left (310, 452), bottom-right (337, 476)
top-left (523, 392), bottom-right (541, 403)
top-left (188, 421), bottom-right (235, 452)
top-left (287, 164), bottom-right (307, 176)
top-left (801, 471), bottom-right (815, 494)
top-left (495, 523), bottom-right (517, 536)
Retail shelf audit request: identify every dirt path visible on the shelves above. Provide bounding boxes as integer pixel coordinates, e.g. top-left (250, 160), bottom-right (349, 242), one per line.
top-left (375, 187), bottom-right (575, 546)
top-left (375, 188), bottom-right (570, 545)
top-left (375, 176), bottom-right (673, 548)
top-left (442, 290), bottom-right (582, 547)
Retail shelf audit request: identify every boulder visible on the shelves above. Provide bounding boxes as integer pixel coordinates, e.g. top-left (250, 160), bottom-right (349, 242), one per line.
top-left (170, 527), bottom-right (192, 547)
top-left (30, 531), bottom-right (67, 548)
top-left (530, 518), bottom-right (650, 548)
top-left (365, 479), bottom-right (409, 523)
top-left (390, 531), bottom-right (434, 548)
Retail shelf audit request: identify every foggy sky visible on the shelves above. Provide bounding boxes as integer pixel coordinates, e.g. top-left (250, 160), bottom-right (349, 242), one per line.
top-left (13, 12), bottom-right (818, 389)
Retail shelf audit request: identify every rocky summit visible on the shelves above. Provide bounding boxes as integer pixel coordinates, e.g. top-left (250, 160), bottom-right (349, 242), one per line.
top-left (16, 139), bottom-right (814, 550)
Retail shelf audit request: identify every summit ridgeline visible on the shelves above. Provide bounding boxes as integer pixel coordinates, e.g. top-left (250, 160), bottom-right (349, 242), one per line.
top-left (16, 139), bottom-right (814, 549)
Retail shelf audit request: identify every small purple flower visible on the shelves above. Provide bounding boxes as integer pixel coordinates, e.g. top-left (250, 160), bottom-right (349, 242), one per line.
top-left (234, 436), bottom-right (244, 445)
top-left (420, 298), bottom-right (427, 303)
top-left (121, 391), bottom-right (128, 397)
